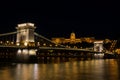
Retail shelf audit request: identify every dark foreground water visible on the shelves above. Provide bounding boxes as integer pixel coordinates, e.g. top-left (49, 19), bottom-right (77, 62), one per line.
top-left (0, 59), bottom-right (120, 80)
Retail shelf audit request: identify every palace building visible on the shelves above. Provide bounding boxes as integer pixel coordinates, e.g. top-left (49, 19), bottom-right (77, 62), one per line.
top-left (51, 32), bottom-right (95, 44)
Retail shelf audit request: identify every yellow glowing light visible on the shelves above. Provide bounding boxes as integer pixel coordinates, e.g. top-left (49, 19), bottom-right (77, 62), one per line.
top-left (55, 38), bottom-right (60, 43)
top-left (23, 49), bottom-right (28, 54)
top-left (43, 43), bottom-right (46, 46)
top-left (27, 23), bottom-right (34, 26)
top-left (24, 42), bottom-right (28, 46)
top-left (50, 44), bottom-right (52, 47)
top-left (17, 49), bottom-right (22, 54)
top-left (29, 50), bottom-right (36, 55)
top-left (16, 43), bottom-right (20, 46)
top-left (18, 23), bottom-right (34, 27)
top-left (55, 44), bottom-right (58, 46)
top-left (11, 42), bottom-right (14, 44)
top-left (94, 41), bottom-right (103, 43)
top-left (37, 42), bottom-right (40, 46)
top-left (0, 41), bottom-right (3, 44)
top-left (18, 23), bottom-right (27, 27)
top-left (6, 41), bottom-right (9, 43)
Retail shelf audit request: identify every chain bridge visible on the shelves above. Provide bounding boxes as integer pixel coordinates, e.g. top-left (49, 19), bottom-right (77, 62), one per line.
top-left (0, 23), bottom-right (105, 62)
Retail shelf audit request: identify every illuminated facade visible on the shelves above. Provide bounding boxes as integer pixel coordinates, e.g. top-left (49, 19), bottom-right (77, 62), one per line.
top-left (94, 40), bottom-right (104, 52)
top-left (52, 32), bottom-right (95, 44)
top-left (16, 23), bottom-right (36, 46)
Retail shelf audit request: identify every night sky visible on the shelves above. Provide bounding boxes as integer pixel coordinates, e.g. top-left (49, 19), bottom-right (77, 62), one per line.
top-left (0, 1), bottom-right (115, 40)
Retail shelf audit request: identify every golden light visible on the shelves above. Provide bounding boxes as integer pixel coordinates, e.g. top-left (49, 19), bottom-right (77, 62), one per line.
top-left (27, 23), bottom-right (34, 26)
top-left (0, 41), bottom-right (3, 44)
top-left (18, 23), bottom-right (34, 27)
top-left (24, 42), bottom-right (28, 46)
top-left (29, 49), bottom-right (36, 55)
top-left (43, 43), bottom-right (46, 46)
top-left (55, 38), bottom-right (60, 43)
top-left (18, 23), bottom-right (27, 27)
top-left (17, 49), bottom-right (22, 54)
top-left (37, 42), bottom-right (40, 46)
top-left (115, 49), bottom-right (120, 54)
top-left (55, 44), bottom-right (58, 47)
top-left (49, 44), bottom-right (52, 47)
top-left (16, 43), bottom-right (20, 46)
top-left (11, 42), bottom-right (14, 44)
top-left (23, 49), bottom-right (28, 55)
top-left (6, 41), bottom-right (9, 43)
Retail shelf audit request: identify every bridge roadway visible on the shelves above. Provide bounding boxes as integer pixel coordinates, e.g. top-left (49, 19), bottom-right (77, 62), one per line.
top-left (0, 45), bottom-right (106, 63)
top-left (0, 45), bottom-right (101, 53)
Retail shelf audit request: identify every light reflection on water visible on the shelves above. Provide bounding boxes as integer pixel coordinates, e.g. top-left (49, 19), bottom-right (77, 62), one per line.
top-left (0, 59), bottom-right (120, 80)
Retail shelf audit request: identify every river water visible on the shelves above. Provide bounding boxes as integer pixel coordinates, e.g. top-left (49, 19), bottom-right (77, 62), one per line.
top-left (0, 59), bottom-right (120, 80)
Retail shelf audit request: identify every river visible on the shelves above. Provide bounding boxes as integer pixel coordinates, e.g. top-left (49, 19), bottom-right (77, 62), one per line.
top-left (0, 59), bottom-right (120, 80)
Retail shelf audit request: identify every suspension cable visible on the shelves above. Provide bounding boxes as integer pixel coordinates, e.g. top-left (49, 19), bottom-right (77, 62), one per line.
top-left (34, 32), bottom-right (66, 47)
top-left (0, 31), bottom-right (17, 37)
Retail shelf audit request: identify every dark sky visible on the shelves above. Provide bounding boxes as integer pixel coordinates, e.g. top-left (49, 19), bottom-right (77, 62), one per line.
top-left (0, 1), bottom-right (115, 40)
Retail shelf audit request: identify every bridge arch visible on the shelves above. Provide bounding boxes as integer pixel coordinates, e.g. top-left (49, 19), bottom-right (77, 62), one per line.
top-left (16, 23), bottom-right (36, 46)
top-left (94, 40), bottom-right (104, 52)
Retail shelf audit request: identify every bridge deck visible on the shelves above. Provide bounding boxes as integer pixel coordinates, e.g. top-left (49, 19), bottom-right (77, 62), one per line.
top-left (0, 45), bottom-right (102, 53)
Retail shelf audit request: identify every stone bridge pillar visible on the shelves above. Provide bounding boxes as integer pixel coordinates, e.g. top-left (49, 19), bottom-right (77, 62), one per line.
top-left (94, 40), bottom-right (103, 52)
top-left (16, 23), bottom-right (36, 46)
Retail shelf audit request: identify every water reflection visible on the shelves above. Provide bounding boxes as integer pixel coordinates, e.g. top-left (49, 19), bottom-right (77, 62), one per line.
top-left (15, 64), bottom-right (39, 80)
top-left (0, 59), bottom-right (120, 80)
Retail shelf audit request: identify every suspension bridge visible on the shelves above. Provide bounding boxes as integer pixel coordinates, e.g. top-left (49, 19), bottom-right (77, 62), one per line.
top-left (0, 23), bottom-right (111, 62)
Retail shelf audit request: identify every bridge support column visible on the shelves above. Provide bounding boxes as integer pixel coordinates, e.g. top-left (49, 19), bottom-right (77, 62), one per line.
top-left (93, 40), bottom-right (104, 58)
top-left (94, 40), bottom-right (103, 52)
top-left (16, 23), bottom-right (36, 46)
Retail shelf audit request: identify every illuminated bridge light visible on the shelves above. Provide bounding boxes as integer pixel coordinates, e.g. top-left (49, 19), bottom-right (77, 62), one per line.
top-left (29, 49), bottom-right (36, 55)
top-left (49, 44), bottom-right (52, 47)
top-left (11, 42), bottom-right (14, 44)
top-left (18, 23), bottom-right (34, 27)
top-left (43, 43), bottom-right (46, 46)
top-left (24, 42), bottom-right (28, 46)
top-left (94, 40), bottom-right (104, 52)
top-left (17, 49), bottom-right (22, 54)
top-left (16, 43), bottom-right (20, 46)
top-left (55, 44), bottom-right (58, 47)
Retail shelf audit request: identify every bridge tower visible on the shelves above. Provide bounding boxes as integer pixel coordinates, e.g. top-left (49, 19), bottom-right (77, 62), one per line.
top-left (94, 40), bottom-right (104, 52)
top-left (16, 23), bottom-right (36, 46)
